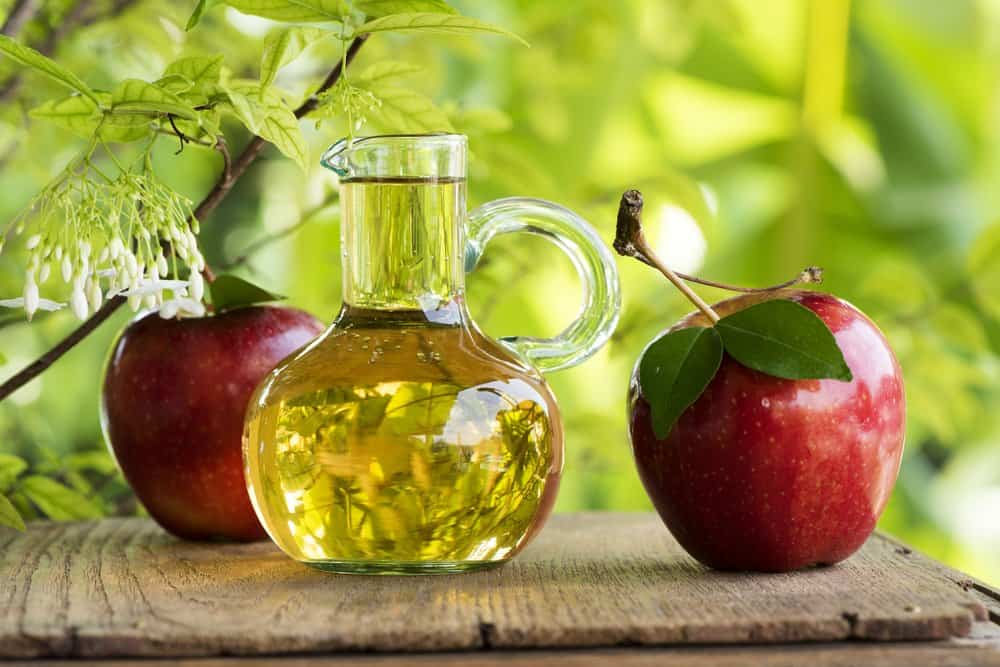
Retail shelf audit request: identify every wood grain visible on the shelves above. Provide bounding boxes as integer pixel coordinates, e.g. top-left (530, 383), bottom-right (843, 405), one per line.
top-left (0, 513), bottom-right (989, 659)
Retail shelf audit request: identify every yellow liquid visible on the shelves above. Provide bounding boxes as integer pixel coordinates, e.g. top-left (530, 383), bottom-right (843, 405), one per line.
top-left (243, 310), bottom-right (563, 573)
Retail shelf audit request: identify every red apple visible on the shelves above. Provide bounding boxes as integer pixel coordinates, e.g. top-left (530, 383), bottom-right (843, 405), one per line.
top-left (101, 306), bottom-right (323, 541)
top-left (628, 290), bottom-right (905, 571)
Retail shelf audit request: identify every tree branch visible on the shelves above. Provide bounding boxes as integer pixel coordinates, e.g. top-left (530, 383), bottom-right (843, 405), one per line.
top-left (0, 35), bottom-right (369, 402)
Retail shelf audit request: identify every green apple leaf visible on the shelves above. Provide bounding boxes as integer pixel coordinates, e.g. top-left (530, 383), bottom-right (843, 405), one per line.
top-left (209, 274), bottom-right (285, 312)
top-left (362, 86), bottom-right (454, 133)
top-left (111, 79), bottom-right (199, 120)
top-left (164, 55), bottom-right (224, 91)
top-left (356, 60), bottom-right (423, 84)
top-left (0, 454), bottom-right (28, 489)
top-left (639, 326), bottom-right (723, 440)
top-left (0, 494), bottom-right (25, 531)
top-left (186, 0), bottom-right (214, 30)
top-left (716, 298), bottom-right (853, 381)
top-left (30, 95), bottom-right (103, 137)
top-left (0, 35), bottom-right (99, 103)
top-left (260, 27), bottom-right (328, 88)
top-left (968, 222), bottom-right (1000, 322)
top-left (354, 0), bottom-right (457, 17)
top-left (20, 475), bottom-right (103, 520)
top-left (224, 0), bottom-right (346, 22)
top-left (352, 13), bottom-right (528, 46)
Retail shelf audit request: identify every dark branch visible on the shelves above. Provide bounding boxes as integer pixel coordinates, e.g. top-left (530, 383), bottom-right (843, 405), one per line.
top-left (0, 296), bottom-right (125, 401)
top-left (0, 36), bottom-right (370, 402)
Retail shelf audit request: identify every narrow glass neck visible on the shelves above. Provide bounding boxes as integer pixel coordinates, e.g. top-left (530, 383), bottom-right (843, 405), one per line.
top-left (340, 176), bottom-right (467, 313)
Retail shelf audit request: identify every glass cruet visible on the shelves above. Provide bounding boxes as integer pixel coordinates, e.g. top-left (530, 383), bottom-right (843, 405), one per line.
top-left (242, 133), bottom-right (620, 574)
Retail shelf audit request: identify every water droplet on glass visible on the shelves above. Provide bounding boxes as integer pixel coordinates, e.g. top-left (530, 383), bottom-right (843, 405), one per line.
top-left (761, 398), bottom-right (771, 408)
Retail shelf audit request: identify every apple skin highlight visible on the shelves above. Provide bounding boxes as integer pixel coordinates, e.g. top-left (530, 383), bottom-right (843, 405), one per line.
top-left (102, 306), bottom-right (324, 542)
top-left (628, 290), bottom-right (906, 572)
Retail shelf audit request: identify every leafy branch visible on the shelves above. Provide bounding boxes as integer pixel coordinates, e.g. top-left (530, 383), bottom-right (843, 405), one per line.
top-left (0, 35), bottom-right (370, 403)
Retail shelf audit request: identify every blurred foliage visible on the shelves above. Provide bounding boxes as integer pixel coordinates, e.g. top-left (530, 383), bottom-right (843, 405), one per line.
top-left (1, 0), bottom-right (1000, 584)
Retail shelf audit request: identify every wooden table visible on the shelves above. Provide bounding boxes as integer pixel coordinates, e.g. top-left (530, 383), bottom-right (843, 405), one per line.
top-left (2, 513), bottom-right (999, 666)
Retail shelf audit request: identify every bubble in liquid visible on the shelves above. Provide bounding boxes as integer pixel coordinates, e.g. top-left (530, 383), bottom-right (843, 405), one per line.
top-left (761, 398), bottom-right (771, 408)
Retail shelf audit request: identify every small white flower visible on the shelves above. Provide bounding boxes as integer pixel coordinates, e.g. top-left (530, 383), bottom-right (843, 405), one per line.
top-left (128, 293), bottom-right (142, 311)
top-left (158, 296), bottom-right (205, 320)
top-left (119, 278), bottom-right (190, 297)
top-left (98, 247), bottom-right (109, 263)
top-left (54, 246), bottom-right (63, 260)
top-left (156, 253), bottom-right (168, 276)
top-left (189, 271), bottom-right (204, 302)
top-left (109, 238), bottom-right (124, 260)
top-left (158, 300), bottom-right (179, 319)
top-left (70, 287), bottom-right (88, 320)
top-left (124, 253), bottom-right (138, 279)
top-left (26, 234), bottom-right (41, 250)
top-left (79, 240), bottom-right (91, 259)
top-left (38, 263), bottom-right (50, 283)
top-left (23, 275), bottom-right (39, 319)
top-left (0, 297), bottom-right (65, 312)
top-left (61, 255), bottom-right (72, 283)
top-left (87, 279), bottom-right (103, 312)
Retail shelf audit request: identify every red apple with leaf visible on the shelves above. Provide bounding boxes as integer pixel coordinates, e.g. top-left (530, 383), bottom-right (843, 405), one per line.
top-left (101, 276), bottom-right (323, 541)
top-left (615, 190), bottom-right (905, 572)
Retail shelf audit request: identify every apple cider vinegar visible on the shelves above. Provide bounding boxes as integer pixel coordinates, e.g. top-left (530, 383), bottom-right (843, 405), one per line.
top-left (243, 175), bottom-right (562, 573)
top-left (243, 134), bottom-right (619, 574)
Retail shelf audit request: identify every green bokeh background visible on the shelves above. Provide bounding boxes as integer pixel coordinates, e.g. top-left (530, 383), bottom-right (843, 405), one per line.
top-left (2, 0), bottom-right (999, 583)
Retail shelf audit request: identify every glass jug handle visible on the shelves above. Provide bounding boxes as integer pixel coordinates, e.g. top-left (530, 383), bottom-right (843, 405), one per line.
top-left (466, 197), bottom-right (621, 373)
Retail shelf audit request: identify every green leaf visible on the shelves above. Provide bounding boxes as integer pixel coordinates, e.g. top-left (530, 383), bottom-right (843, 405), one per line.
top-left (969, 223), bottom-right (1000, 322)
top-left (0, 35), bottom-right (99, 103)
top-left (209, 275), bottom-right (285, 312)
top-left (20, 475), bottom-right (103, 520)
top-left (222, 84), bottom-right (308, 169)
top-left (0, 454), bottom-right (28, 489)
top-left (354, 0), bottom-right (457, 17)
top-left (352, 13), bottom-right (528, 46)
top-left (260, 27), bottom-right (327, 88)
top-left (356, 60), bottom-right (423, 84)
top-left (112, 79), bottom-right (199, 120)
top-left (716, 299), bottom-right (853, 382)
top-left (638, 327), bottom-right (723, 439)
top-left (364, 87), bottom-right (454, 133)
top-left (224, 0), bottom-right (347, 22)
top-left (30, 95), bottom-right (103, 137)
top-left (186, 0), bottom-right (213, 30)
top-left (0, 494), bottom-right (25, 531)
top-left (64, 451), bottom-right (118, 475)
top-left (164, 55), bottom-right (224, 90)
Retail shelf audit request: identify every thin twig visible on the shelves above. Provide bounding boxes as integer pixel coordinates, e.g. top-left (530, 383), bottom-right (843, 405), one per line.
top-left (1, 0), bottom-right (40, 37)
top-left (0, 36), bottom-right (370, 402)
top-left (221, 192), bottom-right (338, 271)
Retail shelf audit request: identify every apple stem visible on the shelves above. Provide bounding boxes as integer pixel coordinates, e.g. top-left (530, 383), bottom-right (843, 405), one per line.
top-left (614, 190), bottom-right (721, 324)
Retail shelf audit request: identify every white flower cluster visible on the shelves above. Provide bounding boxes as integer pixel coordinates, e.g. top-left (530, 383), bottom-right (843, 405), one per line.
top-left (2, 170), bottom-right (207, 321)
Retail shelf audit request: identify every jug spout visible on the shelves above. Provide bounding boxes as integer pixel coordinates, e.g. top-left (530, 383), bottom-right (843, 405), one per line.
top-left (320, 138), bottom-right (353, 178)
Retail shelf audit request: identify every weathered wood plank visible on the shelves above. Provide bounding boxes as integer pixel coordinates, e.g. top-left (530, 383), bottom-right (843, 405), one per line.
top-left (0, 513), bottom-right (990, 659)
top-left (24, 626), bottom-right (1000, 667)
